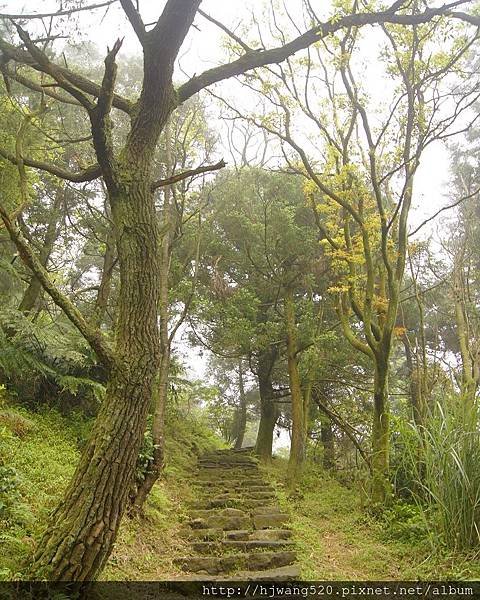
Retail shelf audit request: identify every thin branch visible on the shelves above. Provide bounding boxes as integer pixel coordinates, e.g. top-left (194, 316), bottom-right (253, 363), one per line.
top-left (151, 159), bottom-right (226, 190)
top-left (0, 1), bottom-right (118, 20)
top-left (197, 9), bottom-right (253, 52)
top-left (0, 145), bottom-right (101, 182)
top-left (409, 187), bottom-right (480, 237)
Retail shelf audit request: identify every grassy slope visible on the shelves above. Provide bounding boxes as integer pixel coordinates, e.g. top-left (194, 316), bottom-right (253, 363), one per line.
top-left (264, 459), bottom-right (480, 580)
top-left (0, 403), bottom-right (221, 581)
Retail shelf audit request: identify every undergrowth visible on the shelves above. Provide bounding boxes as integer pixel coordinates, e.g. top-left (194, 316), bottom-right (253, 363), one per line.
top-left (0, 398), bottom-right (221, 581)
top-left (263, 458), bottom-right (480, 580)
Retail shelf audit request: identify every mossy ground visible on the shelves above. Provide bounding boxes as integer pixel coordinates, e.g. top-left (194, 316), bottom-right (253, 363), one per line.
top-left (263, 459), bottom-right (480, 581)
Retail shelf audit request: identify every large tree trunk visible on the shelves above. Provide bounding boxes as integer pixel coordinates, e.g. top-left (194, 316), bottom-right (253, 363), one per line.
top-left (28, 175), bottom-right (162, 579)
top-left (130, 120), bottom-right (175, 514)
top-left (371, 357), bottom-right (390, 504)
top-left (285, 288), bottom-right (306, 485)
top-left (234, 360), bottom-right (247, 450)
top-left (255, 347), bottom-right (278, 461)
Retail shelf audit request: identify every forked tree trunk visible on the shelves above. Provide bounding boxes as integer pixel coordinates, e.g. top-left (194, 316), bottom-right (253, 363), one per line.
top-left (371, 358), bottom-right (390, 504)
top-left (255, 347), bottom-right (278, 461)
top-left (28, 175), bottom-right (162, 579)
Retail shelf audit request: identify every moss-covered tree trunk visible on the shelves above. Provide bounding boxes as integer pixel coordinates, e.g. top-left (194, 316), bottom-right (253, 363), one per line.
top-left (371, 356), bottom-right (390, 504)
top-left (29, 171), bottom-right (162, 579)
top-left (285, 288), bottom-right (305, 485)
top-left (255, 346), bottom-right (278, 461)
top-left (320, 418), bottom-right (335, 470)
top-left (234, 360), bottom-right (247, 450)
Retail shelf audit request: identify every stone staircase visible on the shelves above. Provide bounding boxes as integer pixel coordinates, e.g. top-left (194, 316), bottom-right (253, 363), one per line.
top-left (174, 448), bottom-right (300, 581)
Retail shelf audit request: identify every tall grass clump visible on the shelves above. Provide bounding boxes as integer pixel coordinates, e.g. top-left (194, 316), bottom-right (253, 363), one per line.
top-left (404, 398), bottom-right (480, 552)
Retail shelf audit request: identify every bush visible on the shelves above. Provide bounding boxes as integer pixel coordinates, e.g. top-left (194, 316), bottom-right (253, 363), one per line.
top-left (402, 399), bottom-right (480, 552)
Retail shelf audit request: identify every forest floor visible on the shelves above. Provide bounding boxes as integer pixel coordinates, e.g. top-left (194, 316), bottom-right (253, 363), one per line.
top-left (1, 402), bottom-right (479, 581)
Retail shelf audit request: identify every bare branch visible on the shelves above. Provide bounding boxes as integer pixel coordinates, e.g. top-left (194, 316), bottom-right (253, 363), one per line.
top-left (0, 146), bottom-right (101, 182)
top-left (14, 23), bottom-right (95, 109)
top-left (89, 39), bottom-right (123, 189)
top-left (0, 36), bottom-right (133, 114)
top-left (0, 1), bottom-right (118, 20)
top-left (1, 66), bottom-right (81, 106)
top-left (177, 2), bottom-right (480, 103)
top-left (197, 9), bottom-right (253, 52)
top-left (119, 0), bottom-right (146, 44)
top-left (409, 187), bottom-right (480, 237)
top-left (151, 159), bottom-right (226, 190)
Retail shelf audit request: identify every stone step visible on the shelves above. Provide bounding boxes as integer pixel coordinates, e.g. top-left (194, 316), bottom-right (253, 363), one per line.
top-left (253, 512), bottom-right (289, 529)
top-left (174, 550), bottom-right (297, 575)
top-left (172, 563), bottom-right (300, 582)
top-left (191, 498), bottom-right (276, 510)
top-left (180, 527), bottom-right (224, 540)
top-left (194, 472), bottom-right (267, 487)
top-left (224, 529), bottom-right (292, 541)
top-left (189, 514), bottom-right (251, 531)
top-left (198, 464), bottom-right (258, 471)
top-left (192, 539), bottom-right (295, 554)
top-left (196, 467), bottom-right (259, 476)
top-left (199, 455), bottom-right (257, 464)
top-left (198, 483), bottom-right (274, 493)
top-left (182, 528), bottom-right (293, 542)
top-left (190, 507), bottom-right (247, 520)
top-left (202, 448), bottom-right (254, 457)
top-left (236, 564), bottom-right (301, 581)
top-left (212, 491), bottom-right (276, 500)
top-left (196, 478), bottom-right (269, 488)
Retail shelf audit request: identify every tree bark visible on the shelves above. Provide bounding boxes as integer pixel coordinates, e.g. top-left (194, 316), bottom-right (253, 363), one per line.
top-left (234, 359), bottom-right (247, 450)
top-left (129, 119), bottom-right (174, 514)
top-left (255, 346), bottom-right (278, 461)
top-left (285, 288), bottom-right (306, 485)
top-left (371, 357), bottom-right (390, 505)
top-left (18, 187), bottom-right (63, 314)
top-left (320, 418), bottom-right (335, 470)
top-left (28, 156), bottom-right (163, 579)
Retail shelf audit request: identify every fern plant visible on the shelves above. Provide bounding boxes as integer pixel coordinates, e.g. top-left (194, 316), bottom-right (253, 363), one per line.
top-left (0, 308), bottom-right (105, 408)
